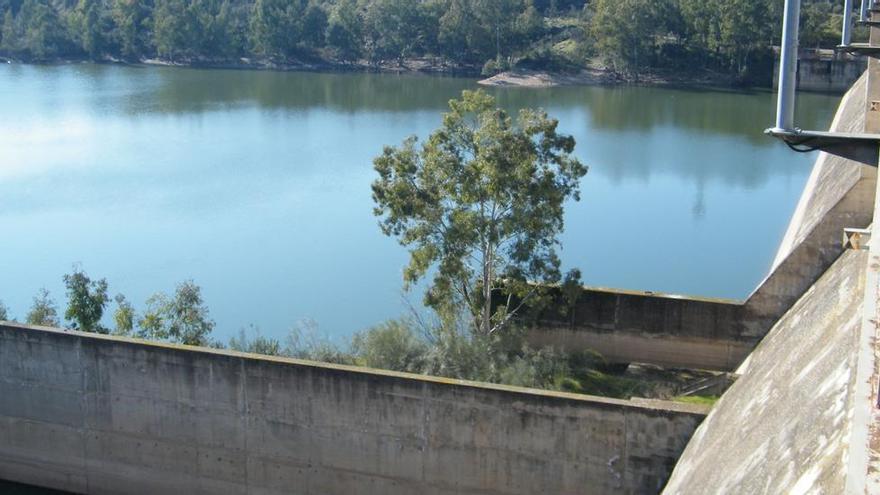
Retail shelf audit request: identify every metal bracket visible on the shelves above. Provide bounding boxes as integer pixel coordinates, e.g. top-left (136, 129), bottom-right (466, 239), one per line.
top-left (844, 228), bottom-right (872, 250)
top-left (765, 128), bottom-right (880, 166)
top-left (839, 43), bottom-right (880, 57)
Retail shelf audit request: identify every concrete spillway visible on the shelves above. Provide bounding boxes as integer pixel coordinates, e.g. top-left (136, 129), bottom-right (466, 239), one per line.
top-left (2, 71), bottom-right (880, 495)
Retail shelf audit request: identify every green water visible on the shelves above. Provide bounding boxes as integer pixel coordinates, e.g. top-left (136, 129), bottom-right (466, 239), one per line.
top-left (0, 63), bottom-right (839, 340)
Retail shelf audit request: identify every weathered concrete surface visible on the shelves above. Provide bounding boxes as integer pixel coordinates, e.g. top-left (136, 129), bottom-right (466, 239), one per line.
top-left (525, 288), bottom-right (749, 371)
top-left (842, 21), bottom-right (880, 494)
top-left (0, 323), bottom-right (706, 495)
top-left (772, 49), bottom-right (866, 93)
top-left (663, 250), bottom-right (866, 494)
top-left (527, 71), bottom-right (875, 372)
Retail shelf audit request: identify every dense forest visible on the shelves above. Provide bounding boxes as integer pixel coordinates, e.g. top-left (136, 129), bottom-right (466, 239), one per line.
top-left (0, 0), bottom-right (854, 81)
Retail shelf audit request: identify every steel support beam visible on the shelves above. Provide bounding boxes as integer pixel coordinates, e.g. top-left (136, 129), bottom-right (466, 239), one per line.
top-left (774, 0), bottom-right (800, 131)
top-left (844, 0), bottom-right (855, 46)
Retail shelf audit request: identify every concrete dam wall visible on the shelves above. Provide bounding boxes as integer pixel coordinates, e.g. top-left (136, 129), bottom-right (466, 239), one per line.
top-left (0, 323), bottom-right (706, 495)
top-left (772, 50), bottom-right (866, 93)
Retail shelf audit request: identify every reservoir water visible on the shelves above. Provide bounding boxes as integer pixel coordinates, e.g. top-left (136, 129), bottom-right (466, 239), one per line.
top-left (0, 63), bottom-right (839, 341)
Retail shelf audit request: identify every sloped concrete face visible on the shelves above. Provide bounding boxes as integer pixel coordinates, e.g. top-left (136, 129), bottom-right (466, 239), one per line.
top-left (746, 72), bottom-right (876, 337)
top-left (663, 250), bottom-right (867, 494)
top-left (773, 72), bottom-right (870, 268)
top-left (0, 323), bottom-right (706, 495)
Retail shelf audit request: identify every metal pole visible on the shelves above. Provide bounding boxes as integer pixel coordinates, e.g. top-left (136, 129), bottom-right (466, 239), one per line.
top-left (861, 0), bottom-right (869, 23)
top-left (775, 0), bottom-right (800, 131)
top-left (844, 0), bottom-right (854, 46)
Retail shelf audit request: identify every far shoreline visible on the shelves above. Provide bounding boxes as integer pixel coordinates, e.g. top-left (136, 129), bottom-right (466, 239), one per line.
top-left (0, 54), bottom-right (844, 95)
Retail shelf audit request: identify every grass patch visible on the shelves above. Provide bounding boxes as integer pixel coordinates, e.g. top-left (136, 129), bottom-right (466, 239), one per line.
top-left (673, 395), bottom-right (720, 406)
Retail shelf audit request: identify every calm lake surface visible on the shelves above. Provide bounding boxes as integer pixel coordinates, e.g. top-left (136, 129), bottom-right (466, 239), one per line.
top-left (0, 63), bottom-right (839, 341)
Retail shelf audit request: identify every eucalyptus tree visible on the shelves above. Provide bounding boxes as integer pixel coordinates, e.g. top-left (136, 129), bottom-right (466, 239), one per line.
top-left (16, 0), bottom-right (68, 59)
top-left (326, 0), bottom-right (362, 62)
top-left (138, 280), bottom-right (215, 346)
top-left (26, 288), bottom-right (60, 327)
top-left (69, 0), bottom-right (106, 59)
top-left (372, 89), bottom-right (586, 336)
top-left (153, 0), bottom-right (192, 60)
top-left (112, 293), bottom-right (135, 336)
top-left (110, 0), bottom-right (151, 60)
top-left (249, 0), bottom-right (307, 58)
top-left (63, 266), bottom-right (110, 334)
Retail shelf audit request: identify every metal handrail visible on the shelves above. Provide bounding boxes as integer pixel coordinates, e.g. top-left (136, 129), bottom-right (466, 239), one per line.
top-left (774, 0), bottom-right (864, 132)
top-left (772, 0), bottom-right (800, 132)
top-left (767, 0), bottom-right (880, 167)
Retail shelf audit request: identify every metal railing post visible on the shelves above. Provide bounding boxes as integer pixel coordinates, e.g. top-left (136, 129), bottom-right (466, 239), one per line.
top-left (861, 0), bottom-right (869, 22)
top-left (775, 0), bottom-right (801, 131)
top-left (844, 0), bottom-right (855, 46)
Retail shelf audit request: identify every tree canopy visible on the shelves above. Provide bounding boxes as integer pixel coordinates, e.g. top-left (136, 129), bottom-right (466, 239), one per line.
top-left (372, 89), bottom-right (586, 335)
top-left (63, 266), bottom-right (110, 334)
top-left (137, 280), bottom-right (215, 346)
top-left (25, 288), bottom-right (60, 327)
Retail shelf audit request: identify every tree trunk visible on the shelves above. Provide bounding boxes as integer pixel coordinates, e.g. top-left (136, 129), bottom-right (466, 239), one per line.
top-left (482, 242), bottom-right (493, 335)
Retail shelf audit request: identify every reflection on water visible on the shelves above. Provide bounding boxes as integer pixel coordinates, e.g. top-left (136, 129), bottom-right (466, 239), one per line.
top-left (0, 64), bottom-right (839, 340)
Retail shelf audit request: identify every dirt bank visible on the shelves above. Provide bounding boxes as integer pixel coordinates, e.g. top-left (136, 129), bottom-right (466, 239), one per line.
top-left (478, 66), bottom-right (739, 89)
top-left (478, 68), bottom-right (618, 87)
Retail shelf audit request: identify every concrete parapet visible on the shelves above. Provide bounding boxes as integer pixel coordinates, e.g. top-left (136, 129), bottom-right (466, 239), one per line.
top-left (525, 288), bottom-right (749, 371)
top-left (0, 323), bottom-right (706, 495)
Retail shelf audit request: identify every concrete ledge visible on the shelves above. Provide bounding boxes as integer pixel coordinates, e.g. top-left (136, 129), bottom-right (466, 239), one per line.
top-left (0, 322), bottom-right (705, 415)
top-left (524, 287), bottom-right (748, 371)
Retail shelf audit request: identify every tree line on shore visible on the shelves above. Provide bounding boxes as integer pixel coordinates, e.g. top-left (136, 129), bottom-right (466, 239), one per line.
top-left (0, 0), bottom-right (852, 82)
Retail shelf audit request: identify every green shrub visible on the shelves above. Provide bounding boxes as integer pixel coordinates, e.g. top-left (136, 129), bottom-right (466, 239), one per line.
top-left (229, 325), bottom-right (283, 356)
top-left (284, 321), bottom-right (357, 365)
top-left (481, 57), bottom-right (510, 76)
top-left (674, 395), bottom-right (719, 406)
top-left (351, 319), bottom-right (428, 373)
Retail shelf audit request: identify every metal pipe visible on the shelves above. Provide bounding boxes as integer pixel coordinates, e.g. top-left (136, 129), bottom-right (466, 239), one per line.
top-left (843, 0), bottom-right (854, 46)
top-left (775, 0), bottom-right (800, 131)
top-left (861, 0), bottom-right (869, 22)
